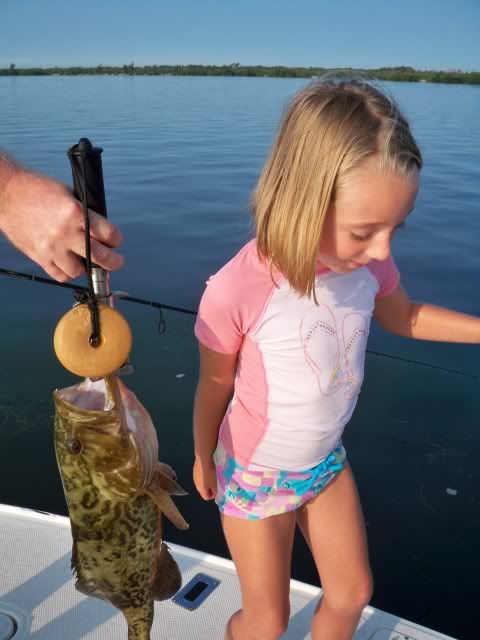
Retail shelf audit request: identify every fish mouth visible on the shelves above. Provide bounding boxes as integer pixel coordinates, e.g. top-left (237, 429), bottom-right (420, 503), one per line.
top-left (56, 378), bottom-right (114, 411)
top-left (53, 378), bottom-right (120, 427)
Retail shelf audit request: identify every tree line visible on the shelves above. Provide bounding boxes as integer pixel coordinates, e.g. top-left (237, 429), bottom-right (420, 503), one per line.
top-left (2, 63), bottom-right (479, 85)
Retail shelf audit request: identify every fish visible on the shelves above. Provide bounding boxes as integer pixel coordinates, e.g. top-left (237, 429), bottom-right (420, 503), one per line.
top-left (53, 375), bottom-right (189, 640)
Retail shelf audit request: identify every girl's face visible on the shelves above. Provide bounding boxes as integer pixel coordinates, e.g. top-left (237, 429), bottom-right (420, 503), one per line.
top-left (317, 160), bottom-right (420, 273)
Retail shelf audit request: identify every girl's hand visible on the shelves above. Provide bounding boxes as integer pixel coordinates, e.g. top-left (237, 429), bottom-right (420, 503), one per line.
top-left (193, 457), bottom-right (217, 501)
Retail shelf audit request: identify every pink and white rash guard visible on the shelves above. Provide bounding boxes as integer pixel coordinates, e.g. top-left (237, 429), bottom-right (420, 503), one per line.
top-left (195, 239), bottom-right (399, 471)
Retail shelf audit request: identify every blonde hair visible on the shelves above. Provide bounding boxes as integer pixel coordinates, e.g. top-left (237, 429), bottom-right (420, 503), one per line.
top-left (252, 73), bottom-right (423, 299)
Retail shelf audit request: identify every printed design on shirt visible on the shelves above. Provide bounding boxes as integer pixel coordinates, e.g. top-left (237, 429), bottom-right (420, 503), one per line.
top-left (342, 313), bottom-right (368, 399)
top-left (300, 305), bottom-right (368, 398)
top-left (300, 304), bottom-right (343, 395)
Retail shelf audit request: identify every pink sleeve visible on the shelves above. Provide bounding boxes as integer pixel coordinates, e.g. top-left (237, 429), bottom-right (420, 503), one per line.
top-left (368, 255), bottom-right (400, 298)
top-left (194, 273), bottom-right (244, 354)
top-left (194, 240), bottom-right (275, 354)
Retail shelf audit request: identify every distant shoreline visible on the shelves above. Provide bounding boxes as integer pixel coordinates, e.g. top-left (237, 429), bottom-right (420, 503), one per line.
top-left (1, 64), bottom-right (479, 85)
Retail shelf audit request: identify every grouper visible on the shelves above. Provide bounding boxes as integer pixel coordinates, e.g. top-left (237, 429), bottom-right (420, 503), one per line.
top-left (53, 375), bottom-right (189, 640)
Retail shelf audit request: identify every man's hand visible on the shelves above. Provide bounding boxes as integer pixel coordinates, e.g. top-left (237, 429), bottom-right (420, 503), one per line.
top-left (0, 162), bottom-right (123, 282)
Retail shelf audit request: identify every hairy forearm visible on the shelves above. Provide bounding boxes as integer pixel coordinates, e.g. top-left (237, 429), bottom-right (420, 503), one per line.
top-left (408, 302), bottom-right (480, 343)
top-left (0, 151), bottom-right (18, 176)
top-left (193, 380), bottom-right (233, 461)
top-left (0, 152), bottom-right (21, 221)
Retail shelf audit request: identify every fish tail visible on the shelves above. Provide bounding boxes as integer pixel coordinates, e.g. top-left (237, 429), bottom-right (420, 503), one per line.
top-left (124, 603), bottom-right (153, 640)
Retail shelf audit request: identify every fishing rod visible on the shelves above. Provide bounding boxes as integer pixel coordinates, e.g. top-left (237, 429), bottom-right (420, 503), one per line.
top-left (0, 266), bottom-right (196, 334)
top-left (0, 265), bottom-right (478, 382)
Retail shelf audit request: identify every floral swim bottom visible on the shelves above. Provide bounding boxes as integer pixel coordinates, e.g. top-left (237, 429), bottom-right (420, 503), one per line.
top-left (213, 441), bottom-right (347, 520)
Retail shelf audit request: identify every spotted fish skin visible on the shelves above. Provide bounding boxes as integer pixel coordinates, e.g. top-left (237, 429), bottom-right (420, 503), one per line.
top-left (53, 376), bottom-right (188, 640)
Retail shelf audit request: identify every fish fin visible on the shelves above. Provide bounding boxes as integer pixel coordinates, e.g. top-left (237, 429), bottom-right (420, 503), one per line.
top-left (145, 487), bottom-right (189, 530)
top-left (74, 574), bottom-right (109, 602)
top-left (70, 526), bottom-right (79, 572)
top-left (151, 542), bottom-right (182, 600)
top-left (153, 463), bottom-right (188, 496)
top-left (157, 462), bottom-right (177, 481)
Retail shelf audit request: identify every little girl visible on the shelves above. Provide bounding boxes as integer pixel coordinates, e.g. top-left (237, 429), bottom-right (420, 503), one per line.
top-left (192, 75), bottom-right (480, 640)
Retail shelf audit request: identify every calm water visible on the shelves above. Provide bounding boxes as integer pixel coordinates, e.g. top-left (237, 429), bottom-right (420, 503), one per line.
top-left (0, 76), bottom-right (479, 639)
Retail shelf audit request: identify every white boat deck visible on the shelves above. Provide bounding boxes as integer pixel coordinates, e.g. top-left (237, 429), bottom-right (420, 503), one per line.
top-left (0, 504), bottom-right (455, 640)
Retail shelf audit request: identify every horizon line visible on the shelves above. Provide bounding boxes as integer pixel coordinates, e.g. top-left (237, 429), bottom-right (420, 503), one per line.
top-left (1, 63), bottom-right (479, 74)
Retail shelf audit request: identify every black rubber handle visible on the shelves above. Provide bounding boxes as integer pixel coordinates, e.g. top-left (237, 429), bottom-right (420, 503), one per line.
top-left (67, 138), bottom-right (107, 218)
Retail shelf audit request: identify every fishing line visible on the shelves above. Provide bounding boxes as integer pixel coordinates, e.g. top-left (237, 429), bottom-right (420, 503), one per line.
top-left (0, 266), bottom-right (478, 381)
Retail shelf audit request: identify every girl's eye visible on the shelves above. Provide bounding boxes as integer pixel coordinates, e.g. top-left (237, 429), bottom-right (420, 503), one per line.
top-left (350, 232), bottom-right (372, 242)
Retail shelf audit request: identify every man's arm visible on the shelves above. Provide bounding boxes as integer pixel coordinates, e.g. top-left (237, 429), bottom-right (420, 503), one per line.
top-left (0, 152), bottom-right (18, 201)
top-left (0, 152), bottom-right (123, 282)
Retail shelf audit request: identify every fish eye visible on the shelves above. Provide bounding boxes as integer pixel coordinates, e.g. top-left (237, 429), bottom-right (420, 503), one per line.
top-left (67, 439), bottom-right (82, 455)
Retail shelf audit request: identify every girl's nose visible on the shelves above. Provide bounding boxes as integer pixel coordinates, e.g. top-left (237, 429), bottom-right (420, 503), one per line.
top-left (365, 240), bottom-right (390, 262)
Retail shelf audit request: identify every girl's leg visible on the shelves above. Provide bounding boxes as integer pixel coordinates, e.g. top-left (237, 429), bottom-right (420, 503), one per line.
top-left (221, 510), bottom-right (297, 640)
top-left (295, 465), bottom-right (373, 640)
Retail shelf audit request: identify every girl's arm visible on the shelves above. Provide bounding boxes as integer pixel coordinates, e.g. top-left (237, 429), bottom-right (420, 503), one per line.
top-left (193, 343), bottom-right (238, 461)
top-left (193, 343), bottom-right (237, 500)
top-left (374, 285), bottom-right (480, 343)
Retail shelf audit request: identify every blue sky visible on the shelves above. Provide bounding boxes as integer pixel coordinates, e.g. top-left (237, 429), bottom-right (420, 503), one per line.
top-left (1, 0), bottom-right (479, 71)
